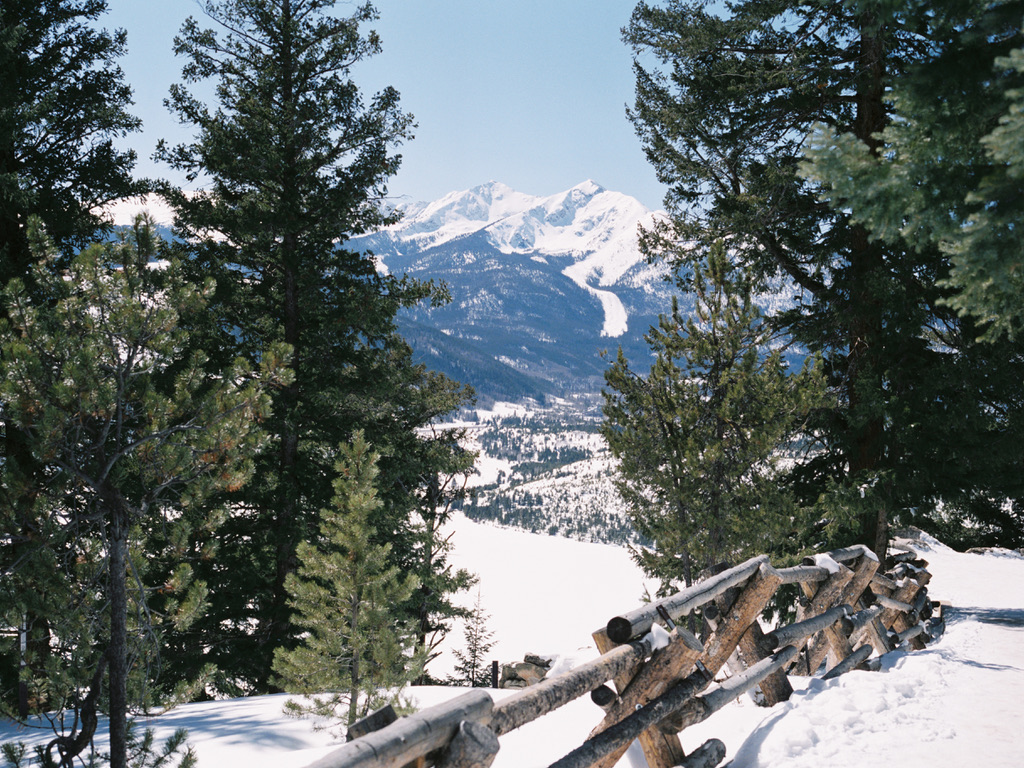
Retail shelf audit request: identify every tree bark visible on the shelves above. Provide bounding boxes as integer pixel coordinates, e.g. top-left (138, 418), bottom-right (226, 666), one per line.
top-left (681, 739), bottom-right (726, 768)
top-left (847, 11), bottom-right (894, 564)
top-left (303, 690), bottom-right (493, 768)
top-left (796, 564), bottom-right (855, 675)
top-left (605, 555), bottom-right (768, 643)
top-left (587, 628), bottom-right (704, 768)
top-left (436, 720), bottom-right (499, 768)
top-left (107, 503), bottom-right (129, 768)
top-left (489, 636), bottom-right (652, 736)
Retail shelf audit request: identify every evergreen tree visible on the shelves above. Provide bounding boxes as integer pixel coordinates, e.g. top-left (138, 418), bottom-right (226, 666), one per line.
top-left (272, 433), bottom-right (422, 732)
top-left (0, 0), bottom-right (142, 284)
top-left (803, 0), bottom-right (1024, 342)
top-left (623, 0), bottom-right (1024, 557)
top-left (602, 243), bottom-right (825, 590)
top-left (450, 589), bottom-right (495, 688)
top-left (0, 219), bottom-right (277, 768)
top-left (0, 0), bottom-right (143, 718)
top-left (800, 0), bottom-right (1024, 547)
top-left (156, 0), bottom-right (475, 692)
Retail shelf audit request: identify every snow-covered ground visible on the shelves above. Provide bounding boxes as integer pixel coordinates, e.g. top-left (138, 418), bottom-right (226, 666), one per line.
top-left (3, 521), bottom-right (1022, 767)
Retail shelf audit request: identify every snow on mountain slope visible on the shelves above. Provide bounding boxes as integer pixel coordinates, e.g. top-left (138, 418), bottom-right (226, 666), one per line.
top-left (100, 193), bottom-right (176, 227)
top-left (376, 180), bottom-right (664, 338)
top-left (386, 180), bottom-right (653, 260)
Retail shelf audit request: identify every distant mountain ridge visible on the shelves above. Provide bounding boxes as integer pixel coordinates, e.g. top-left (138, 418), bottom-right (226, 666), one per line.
top-left (103, 182), bottom-right (677, 405)
top-left (351, 180), bottom-right (674, 404)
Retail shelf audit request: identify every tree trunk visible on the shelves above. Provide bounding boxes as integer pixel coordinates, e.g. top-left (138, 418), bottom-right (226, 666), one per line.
top-left (107, 506), bottom-right (129, 768)
top-left (262, 0), bottom-right (307, 692)
top-left (847, 12), bottom-right (893, 563)
top-left (347, 592), bottom-right (362, 728)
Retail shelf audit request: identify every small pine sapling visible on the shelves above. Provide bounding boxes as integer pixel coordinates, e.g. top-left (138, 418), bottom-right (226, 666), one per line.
top-left (450, 590), bottom-right (495, 687)
top-left (272, 434), bottom-right (424, 731)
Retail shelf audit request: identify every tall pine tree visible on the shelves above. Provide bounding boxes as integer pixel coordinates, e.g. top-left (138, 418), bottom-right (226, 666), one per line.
top-left (0, 0), bottom-right (143, 721)
top-left (157, 0), bottom-right (474, 693)
top-left (0, 0), bottom-right (142, 284)
top-left (801, 0), bottom-right (1024, 547)
top-left (623, 0), bottom-right (1024, 556)
top-left (804, 0), bottom-right (1024, 342)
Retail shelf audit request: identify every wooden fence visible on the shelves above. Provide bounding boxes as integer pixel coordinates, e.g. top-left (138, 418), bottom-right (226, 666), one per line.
top-left (303, 545), bottom-right (942, 768)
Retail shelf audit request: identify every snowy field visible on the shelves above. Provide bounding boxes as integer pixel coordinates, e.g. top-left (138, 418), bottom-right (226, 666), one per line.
top-left (2, 517), bottom-right (1022, 767)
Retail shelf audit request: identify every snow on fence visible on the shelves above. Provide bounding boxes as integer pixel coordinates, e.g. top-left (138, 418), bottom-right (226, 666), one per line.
top-left (304, 544), bottom-right (943, 768)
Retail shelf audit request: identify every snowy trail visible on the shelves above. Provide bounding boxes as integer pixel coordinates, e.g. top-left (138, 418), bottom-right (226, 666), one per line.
top-left (728, 616), bottom-right (1024, 767)
top-left (726, 535), bottom-right (1024, 768)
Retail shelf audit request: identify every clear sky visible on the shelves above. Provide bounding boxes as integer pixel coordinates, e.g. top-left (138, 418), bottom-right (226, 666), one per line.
top-left (103, 0), bottom-right (667, 210)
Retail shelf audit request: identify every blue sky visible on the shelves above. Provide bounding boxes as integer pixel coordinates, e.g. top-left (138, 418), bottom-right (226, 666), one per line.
top-left (103, 0), bottom-right (666, 209)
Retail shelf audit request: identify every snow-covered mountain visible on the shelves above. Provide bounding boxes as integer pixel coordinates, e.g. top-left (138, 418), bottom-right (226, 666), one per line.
top-left (352, 181), bottom-right (673, 403)
top-left (104, 182), bottom-right (677, 403)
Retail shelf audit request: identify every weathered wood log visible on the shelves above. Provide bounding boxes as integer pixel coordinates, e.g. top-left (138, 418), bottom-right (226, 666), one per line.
top-left (841, 554), bottom-right (882, 607)
top-left (435, 720), bottom-right (499, 768)
top-left (846, 605), bottom-right (884, 636)
top-left (701, 563), bottom-right (782, 676)
top-left (605, 555), bottom-right (769, 643)
top-left (821, 643), bottom-right (874, 680)
top-left (347, 705), bottom-right (398, 742)
top-left (588, 628), bottom-right (704, 768)
top-left (680, 563), bottom-right (790, 711)
top-left (803, 553), bottom-right (880, 670)
top-left (796, 563), bottom-right (855, 675)
top-left (547, 665), bottom-right (716, 768)
top-left (898, 564), bottom-right (932, 587)
top-left (848, 589), bottom-right (894, 656)
top-left (301, 690), bottom-right (493, 768)
top-left (797, 564), bottom-right (852, 620)
top-left (871, 573), bottom-right (899, 592)
top-left (888, 549), bottom-right (919, 564)
top-left (881, 579), bottom-right (927, 650)
top-left (681, 739), bottom-right (727, 768)
top-left (880, 580), bottom-right (921, 627)
top-left (875, 594), bottom-right (914, 614)
top-left (661, 645), bottom-right (802, 737)
top-left (594, 561), bottom-right (776, 768)
top-left (775, 565), bottom-right (832, 585)
top-left (696, 645), bottom-right (799, 722)
top-left (735, 616), bottom-right (793, 706)
top-left (700, 597), bottom-right (746, 681)
top-left (891, 622), bottom-right (927, 647)
top-left (856, 612), bottom-right (894, 656)
top-left (766, 605), bottom-right (850, 651)
top-left (828, 544), bottom-right (878, 564)
top-left (489, 635), bottom-right (653, 736)
top-left (911, 589), bottom-right (931, 619)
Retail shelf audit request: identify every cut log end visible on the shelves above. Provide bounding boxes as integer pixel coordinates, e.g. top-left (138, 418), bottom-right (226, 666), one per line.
top-left (590, 684), bottom-right (618, 710)
top-left (681, 738), bottom-right (727, 768)
top-left (436, 720), bottom-right (500, 768)
top-left (606, 616), bottom-right (635, 645)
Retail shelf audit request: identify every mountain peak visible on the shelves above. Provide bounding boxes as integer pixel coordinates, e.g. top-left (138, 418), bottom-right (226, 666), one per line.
top-left (571, 179), bottom-right (605, 196)
top-left (384, 181), bottom-right (651, 254)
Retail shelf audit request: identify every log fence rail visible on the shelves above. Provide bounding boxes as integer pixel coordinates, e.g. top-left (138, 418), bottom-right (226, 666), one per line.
top-left (304, 545), bottom-right (942, 768)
